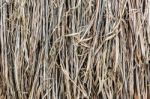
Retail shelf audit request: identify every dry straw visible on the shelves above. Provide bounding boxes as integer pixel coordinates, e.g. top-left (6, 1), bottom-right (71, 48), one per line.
top-left (0, 0), bottom-right (150, 99)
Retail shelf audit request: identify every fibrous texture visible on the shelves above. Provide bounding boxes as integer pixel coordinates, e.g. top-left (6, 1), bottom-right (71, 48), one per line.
top-left (0, 0), bottom-right (150, 99)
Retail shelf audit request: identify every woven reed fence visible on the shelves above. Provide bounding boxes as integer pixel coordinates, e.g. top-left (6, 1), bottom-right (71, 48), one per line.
top-left (0, 0), bottom-right (150, 99)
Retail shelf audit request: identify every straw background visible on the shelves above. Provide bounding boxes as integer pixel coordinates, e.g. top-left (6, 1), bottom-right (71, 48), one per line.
top-left (0, 0), bottom-right (150, 99)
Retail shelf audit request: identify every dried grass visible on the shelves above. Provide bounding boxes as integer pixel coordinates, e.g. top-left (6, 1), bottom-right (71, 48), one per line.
top-left (0, 0), bottom-right (150, 99)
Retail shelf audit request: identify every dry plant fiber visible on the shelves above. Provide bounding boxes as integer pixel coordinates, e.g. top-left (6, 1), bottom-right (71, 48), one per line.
top-left (0, 0), bottom-right (150, 99)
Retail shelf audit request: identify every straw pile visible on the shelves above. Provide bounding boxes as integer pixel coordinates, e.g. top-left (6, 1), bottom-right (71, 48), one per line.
top-left (0, 0), bottom-right (150, 99)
